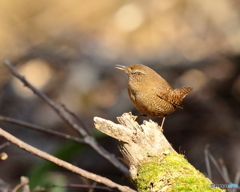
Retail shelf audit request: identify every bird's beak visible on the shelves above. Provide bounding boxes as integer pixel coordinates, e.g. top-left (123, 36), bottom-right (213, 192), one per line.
top-left (115, 64), bottom-right (126, 71)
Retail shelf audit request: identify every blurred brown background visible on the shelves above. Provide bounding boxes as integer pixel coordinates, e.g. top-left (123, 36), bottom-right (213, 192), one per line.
top-left (0, 0), bottom-right (240, 191)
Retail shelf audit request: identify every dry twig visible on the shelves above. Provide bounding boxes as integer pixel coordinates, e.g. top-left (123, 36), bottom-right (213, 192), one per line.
top-left (0, 127), bottom-right (135, 192)
top-left (0, 141), bottom-right (10, 149)
top-left (35, 184), bottom-right (117, 191)
top-left (4, 60), bottom-right (129, 177)
top-left (0, 116), bottom-right (85, 143)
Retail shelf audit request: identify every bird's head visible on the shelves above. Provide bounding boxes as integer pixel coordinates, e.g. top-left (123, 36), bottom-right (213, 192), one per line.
top-left (116, 64), bottom-right (157, 87)
top-left (115, 64), bottom-right (148, 76)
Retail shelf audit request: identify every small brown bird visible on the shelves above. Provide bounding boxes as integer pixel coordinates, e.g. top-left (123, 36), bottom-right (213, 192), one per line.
top-left (116, 64), bottom-right (193, 128)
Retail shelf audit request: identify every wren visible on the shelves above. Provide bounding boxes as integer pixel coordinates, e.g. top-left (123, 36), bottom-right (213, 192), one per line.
top-left (116, 64), bottom-right (193, 128)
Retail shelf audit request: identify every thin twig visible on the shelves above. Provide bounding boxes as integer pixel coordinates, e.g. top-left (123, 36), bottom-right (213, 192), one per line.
top-left (206, 147), bottom-right (240, 191)
top-left (207, 150), bottom-right (228, 182)
top-left (234, 169), bottom-right (240, 187)
top-left (0, 179), bottom-right (11, 192)
top-left (0, 127), bottom-right (136, 192)
top-left (60, 103), bottom-right (93, 136)
top-left (4, 60), bottom-right (129, 177)
top-left (89, 182), bottom-right (97, 192)
top-left (35, 184), bottom-right (117, 192)
top-left (0, 116), bottom-right (84, 144)
top-left (12, 182), bottom-right (27, 192)
top-left (4, 60), bottom-right (87, 137)
top-left (0, 141), bottom-right (10, 149)
top-left (219, 158), bottom-right (231, 183)
top-left (13, 177), bottom-right (30, 192)
top-left (204, 145), bottom-right (211, 180)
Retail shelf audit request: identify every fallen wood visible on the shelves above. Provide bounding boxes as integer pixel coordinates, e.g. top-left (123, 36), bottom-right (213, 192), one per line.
top-left (94, 112), bottom-right (223, 192)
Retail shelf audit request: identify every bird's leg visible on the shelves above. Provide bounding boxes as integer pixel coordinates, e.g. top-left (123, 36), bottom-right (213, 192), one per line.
top-left (160, 116), bottom-right (166, 129)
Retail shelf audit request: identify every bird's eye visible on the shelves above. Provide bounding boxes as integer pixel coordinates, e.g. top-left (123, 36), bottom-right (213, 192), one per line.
top-left (131, 71), bottom-right (141, 75)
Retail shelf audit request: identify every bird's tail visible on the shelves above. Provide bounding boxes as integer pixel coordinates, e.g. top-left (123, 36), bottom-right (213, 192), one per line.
top-left (171, 86), bottom-right (193, 108)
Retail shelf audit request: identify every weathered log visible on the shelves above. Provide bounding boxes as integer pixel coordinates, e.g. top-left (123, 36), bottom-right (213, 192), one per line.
top-left (94, 112), bottom-right (223, 192)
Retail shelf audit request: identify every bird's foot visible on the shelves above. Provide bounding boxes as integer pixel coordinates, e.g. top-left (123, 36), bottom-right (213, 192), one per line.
top-left (159, 126), bottom-right (164, 132)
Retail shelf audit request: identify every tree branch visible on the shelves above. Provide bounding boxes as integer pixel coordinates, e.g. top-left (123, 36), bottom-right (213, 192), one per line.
top-left (4, 60), bottom-right (129, 177)
top-left (0, 116), bottom-right (85, 143)
top-left (0, 127), bottom-right (136, 192)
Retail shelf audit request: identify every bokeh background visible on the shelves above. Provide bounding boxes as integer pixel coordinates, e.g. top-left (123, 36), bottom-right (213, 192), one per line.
top-left (0, 0), bottom-right (240, 191)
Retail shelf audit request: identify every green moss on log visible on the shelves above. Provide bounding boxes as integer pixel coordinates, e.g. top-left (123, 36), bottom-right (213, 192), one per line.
top-left (134, 153), bottom-right (224, 192)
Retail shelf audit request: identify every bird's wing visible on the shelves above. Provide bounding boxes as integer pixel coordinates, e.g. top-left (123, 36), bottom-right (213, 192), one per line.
top-left (155, 86), bottom-right (184, 109)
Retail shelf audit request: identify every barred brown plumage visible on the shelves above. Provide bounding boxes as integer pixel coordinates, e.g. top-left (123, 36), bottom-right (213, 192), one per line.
top-left (116, 64), bottom-right (193, 128)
